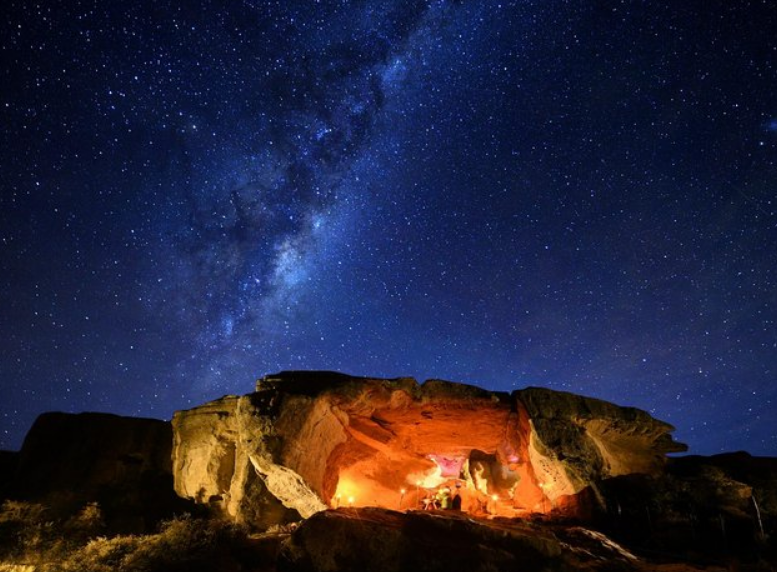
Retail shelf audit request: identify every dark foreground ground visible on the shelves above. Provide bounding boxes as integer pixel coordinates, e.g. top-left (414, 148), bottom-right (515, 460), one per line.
top-left (1, 504), bottom-right (774, 572)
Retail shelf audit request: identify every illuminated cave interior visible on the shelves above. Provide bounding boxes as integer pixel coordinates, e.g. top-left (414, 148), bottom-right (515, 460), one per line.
top-left (291, 394), bottom-right (565, 517)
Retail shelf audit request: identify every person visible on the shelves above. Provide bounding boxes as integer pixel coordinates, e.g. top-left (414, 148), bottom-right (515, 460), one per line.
top-left (437, 486), bottom-right (451, 510)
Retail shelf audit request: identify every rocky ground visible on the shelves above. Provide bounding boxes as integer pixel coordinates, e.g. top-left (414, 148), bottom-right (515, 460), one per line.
top-left (3, 504), bottom-right (771, 572)
top-left (273, 507), bottom-right (774, 572)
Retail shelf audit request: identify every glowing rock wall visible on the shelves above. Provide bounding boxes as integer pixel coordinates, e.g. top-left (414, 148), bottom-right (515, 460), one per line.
top-left (171, 372), bottom-right (686, 527)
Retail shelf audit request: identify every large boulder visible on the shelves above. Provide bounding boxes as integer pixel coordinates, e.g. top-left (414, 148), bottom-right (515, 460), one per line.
top-left (12, 411), bottom-right (186, 531)
top-left (276, 507), bottom-right (691, 572)
top-left (172, 371), bottom-right (686, 528)
top-left (278, 507), bottom-right (564, 572)
top-left (589, 452), bottom-right (777, 562)
top-left (516, 387), bottom-right (687, 511)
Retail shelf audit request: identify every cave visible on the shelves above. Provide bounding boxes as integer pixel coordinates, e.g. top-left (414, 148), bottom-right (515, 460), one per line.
top-left (289, 389), bottom-right (551, 517)
top-left (173, 375), bottom-right (684, 526)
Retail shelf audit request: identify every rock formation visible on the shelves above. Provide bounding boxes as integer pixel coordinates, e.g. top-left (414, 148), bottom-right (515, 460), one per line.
top-left (172, 371), bottom-right (686, 527)
top-left (276, 507), bottom-right (658, 572)
top-left (11, 411), bottom-right (187, 531)
top-left (278, 507), bottom-right (565, 572)
top-left (2, 372), bottom-right (775, 569)
top-left (15, 412), bottom-right (171, 496)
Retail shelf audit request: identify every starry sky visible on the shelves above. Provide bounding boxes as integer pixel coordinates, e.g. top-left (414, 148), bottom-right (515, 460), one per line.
top-left (1, 0), bottom-right (776, 455)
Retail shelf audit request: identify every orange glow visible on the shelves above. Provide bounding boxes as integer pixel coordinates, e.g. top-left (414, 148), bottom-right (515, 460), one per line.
top-left (408, 464), bottom-right (445, 489)
top-left (318, 396), bottom-right (558, 517)
top-left (332, 476), bottom-right (359, 507)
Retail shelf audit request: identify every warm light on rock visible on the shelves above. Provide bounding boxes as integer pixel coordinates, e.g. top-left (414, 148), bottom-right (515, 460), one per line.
top-left (407, 464), bottom-right (444, 490)
top-left (171, 372), bottom-right (686, 527)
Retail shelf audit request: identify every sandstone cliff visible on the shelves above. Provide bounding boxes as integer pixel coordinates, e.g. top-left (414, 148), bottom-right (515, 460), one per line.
top-left (171, 371), bottom-right (686, 528)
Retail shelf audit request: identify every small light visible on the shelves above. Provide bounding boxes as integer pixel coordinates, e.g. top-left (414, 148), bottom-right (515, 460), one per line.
top-left (491, 494), bottom-right (498, 501)
top-left (400, 488), bottom-right (406, 495)
top-left (348, 496), bottom-right (355, 506)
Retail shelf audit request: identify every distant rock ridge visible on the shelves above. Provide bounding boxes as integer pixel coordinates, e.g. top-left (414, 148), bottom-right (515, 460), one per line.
top-left (171, 371), bottom-right (686, 526)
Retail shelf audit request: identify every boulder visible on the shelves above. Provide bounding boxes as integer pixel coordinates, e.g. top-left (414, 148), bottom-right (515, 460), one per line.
top-left (516, 387), bottom-right (687, 509)
top-left (12, 411), bottom-right (186, 531)
top-left (276, 507), bottom-right (705, 572)
top-left (669, 451), bottom-right (777, 517)
top-left (277, 507), bottom-right (564, 572)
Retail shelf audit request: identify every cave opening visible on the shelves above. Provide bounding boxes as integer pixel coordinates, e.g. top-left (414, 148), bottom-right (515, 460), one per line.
top-left (316, 398), bottom-right (552, 517)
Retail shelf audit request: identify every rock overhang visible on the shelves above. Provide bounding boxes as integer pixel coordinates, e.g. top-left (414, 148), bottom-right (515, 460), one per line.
top-left (171, 371), bottom-right (687, 527)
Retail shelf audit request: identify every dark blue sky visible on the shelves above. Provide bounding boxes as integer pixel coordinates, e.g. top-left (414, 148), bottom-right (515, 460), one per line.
top-left (1, 0), bottom-right (776, 455)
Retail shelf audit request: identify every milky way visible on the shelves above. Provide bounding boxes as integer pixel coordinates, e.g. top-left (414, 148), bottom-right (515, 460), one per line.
top-left (1, 0), bottom-right (776, 455)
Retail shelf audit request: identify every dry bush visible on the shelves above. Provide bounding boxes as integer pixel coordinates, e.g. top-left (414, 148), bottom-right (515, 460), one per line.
top-left (63, 502), bottom-right (105, 543)
top-left (0, 500), bottom-right (53, 560)
top-left (59, 535), bottom-right (142, 572)
top-left (59, 515), bottom-right (255, 572)
top-left (0, 503), bottom-right (260, 572)
top-left (0, 499), bottom-right (108, 568)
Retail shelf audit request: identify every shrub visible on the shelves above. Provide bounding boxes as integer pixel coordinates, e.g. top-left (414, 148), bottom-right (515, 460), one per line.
top-left (63, 502), bottom-right (105, 543)
top-left (0, 500), bottom-right (111, 568)
top-left (59, 515), bottom-right (254, 572)
top-left (59, 535), bottom-right (142, 572)
top-left (0, 503), bottom-right (260, 572)
top-left (0, 500), bottom-right (53, 560)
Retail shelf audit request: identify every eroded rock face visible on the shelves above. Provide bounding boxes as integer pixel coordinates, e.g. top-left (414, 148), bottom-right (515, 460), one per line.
top-left (171, 393), bottom-right (312, 526)
top-left (518, 387), bottom-right (687, 509)
top-left (172, 372), bottom-right (686, 528)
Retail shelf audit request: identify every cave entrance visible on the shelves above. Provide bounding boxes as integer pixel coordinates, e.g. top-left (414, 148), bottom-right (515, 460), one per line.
top-left (321, 400), bottom-right (549, 517)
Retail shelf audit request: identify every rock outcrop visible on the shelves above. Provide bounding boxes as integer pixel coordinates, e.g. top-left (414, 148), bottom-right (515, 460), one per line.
top-left (278, 507), bottom-right (565, 572)
top-left (10, 412), bottom-right (188, 531)
top-left (3, 373), bottom-right (775, 568)
top-left (172, 371), bottom-right (686, 528)
top-left (276, 507), bottom-right (680, 572)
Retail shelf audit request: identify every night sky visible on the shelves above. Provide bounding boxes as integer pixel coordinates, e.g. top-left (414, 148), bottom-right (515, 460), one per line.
top-left (1, 1), bottom-right (776, 455)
